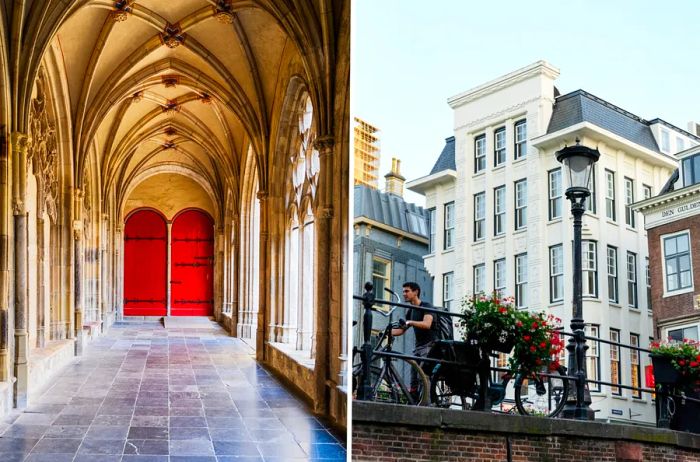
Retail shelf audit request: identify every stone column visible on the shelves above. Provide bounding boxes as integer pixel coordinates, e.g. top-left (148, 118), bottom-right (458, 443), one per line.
top-left (73, 190), bottom-right (84, 355)
top-left (0, 133), bottom-right (10, 381)
top-left (215, 226), bottom-right (224, 320)
top-left (115, 226), bottom-right (123, 321)
top-left (312, 136), bottom-right (335, 414)
top-left (166, 222), bottom-right (172, 317)
top-left (36, 215), bottom-right (46, 348)
top-left (255, 191), bottom-right (268, 360)
top-left (12, 132), bottom-right (29, 407)
top-left (229, 216), bottom-right (239, 335)
top-left (100, 214), bottom-right (109, 328)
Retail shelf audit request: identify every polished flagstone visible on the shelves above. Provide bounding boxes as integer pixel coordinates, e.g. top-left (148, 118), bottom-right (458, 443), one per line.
top-left (0, 322), bottom-right (346, 461)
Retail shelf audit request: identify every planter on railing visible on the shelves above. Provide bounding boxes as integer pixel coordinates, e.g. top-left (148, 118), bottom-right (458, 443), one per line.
top-left (651, 354), bottom-right (682, 385)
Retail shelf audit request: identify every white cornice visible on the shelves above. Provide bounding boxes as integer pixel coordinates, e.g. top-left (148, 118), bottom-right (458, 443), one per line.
top-left (447, 60), bottom-right (560, 109)
top-left (633, 183), bottom-right (700, 229)
top-left (354, 216), bottom-right (429, 244)
top-left (406, 170), bottom-right (457, 195)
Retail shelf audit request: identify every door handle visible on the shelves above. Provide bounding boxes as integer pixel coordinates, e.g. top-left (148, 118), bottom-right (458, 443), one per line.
top-left (170, 280), bottom-right (182, 284)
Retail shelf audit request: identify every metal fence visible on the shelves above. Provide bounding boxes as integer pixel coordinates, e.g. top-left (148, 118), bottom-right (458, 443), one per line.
top-left (353, 282), bottom-right (700, 429)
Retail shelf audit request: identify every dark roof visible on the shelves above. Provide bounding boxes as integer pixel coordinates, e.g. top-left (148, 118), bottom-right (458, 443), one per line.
top-left (429, 136), bottom-right (456, 175)
top-left (354, 185), bottom-right (428, 238)
top-left (547, 90), bottom-right (661, 152)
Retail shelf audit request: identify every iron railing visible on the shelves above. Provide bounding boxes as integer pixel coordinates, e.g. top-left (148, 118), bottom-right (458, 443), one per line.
top-left (353, 282), bottom-right (700, 428)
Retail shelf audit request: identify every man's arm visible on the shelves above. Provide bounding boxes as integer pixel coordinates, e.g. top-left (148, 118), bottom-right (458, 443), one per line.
top-left (409, 313), bottom-right (433, 330)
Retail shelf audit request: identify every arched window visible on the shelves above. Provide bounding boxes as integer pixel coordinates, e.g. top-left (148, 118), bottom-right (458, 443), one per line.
top-left (282, 94), bottom-right (318, 359)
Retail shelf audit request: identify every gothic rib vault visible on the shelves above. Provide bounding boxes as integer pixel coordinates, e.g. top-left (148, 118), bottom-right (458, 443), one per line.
top-left (0, 0), bottom-right (349, 429)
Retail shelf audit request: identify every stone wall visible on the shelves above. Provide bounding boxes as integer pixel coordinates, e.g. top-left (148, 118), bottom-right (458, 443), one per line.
top-left (352, 402), bottom-right (700, 462)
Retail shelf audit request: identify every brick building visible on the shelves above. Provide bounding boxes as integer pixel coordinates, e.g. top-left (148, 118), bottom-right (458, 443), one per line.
top-left (635, 146), bottom-right (700, 340)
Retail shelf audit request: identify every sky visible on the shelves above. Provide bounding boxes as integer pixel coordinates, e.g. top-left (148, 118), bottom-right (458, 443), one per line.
top-left (351, 0), bottom-right (700, 205)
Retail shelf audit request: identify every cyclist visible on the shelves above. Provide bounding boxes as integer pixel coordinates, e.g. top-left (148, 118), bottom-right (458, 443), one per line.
top-left (392, 282), bottom-right (436, 393)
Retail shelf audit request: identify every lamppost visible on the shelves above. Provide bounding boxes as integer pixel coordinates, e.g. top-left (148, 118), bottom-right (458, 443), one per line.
top-left (556, 138), bottom-right (599, 420)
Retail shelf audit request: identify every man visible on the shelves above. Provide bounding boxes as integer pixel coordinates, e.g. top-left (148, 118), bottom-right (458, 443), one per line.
top-left (392, 282), bottom-right (436, 392)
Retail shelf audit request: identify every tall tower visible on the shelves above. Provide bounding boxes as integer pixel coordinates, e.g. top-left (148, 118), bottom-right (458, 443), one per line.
top-left (353, 117), bottom-right (381, 189)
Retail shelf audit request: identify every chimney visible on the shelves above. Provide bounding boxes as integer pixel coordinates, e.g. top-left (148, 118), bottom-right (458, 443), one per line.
top-left (385, 158), bottom-right (405, 197)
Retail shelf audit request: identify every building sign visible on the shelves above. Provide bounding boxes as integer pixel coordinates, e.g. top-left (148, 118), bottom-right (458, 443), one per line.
top-left (645, 195), bottom-right (700, 229)
top-left (611, 409), bottom-right (623, 416)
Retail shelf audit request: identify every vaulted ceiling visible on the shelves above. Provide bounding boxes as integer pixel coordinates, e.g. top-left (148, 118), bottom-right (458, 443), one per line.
top-left (14, 0), bottom-right (344, 216)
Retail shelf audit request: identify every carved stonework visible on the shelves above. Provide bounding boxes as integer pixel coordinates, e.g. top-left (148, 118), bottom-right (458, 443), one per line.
top-left (213, 1), bottom-right (234, 23)
top-left (256, 190), bottom-right (268, 202)
top-left (12, 199), bottom-right (24, 216)
top-left (112, 0), bottom-right (132, 22)
top-left (131, 91), bottom-right (144, 103)
top-left (313, 136), bottom-right (335, 154)
top-left (162, 75), bottom-right (179, 88)
top-left (163, 141), bottom-right (176, 150)
top-left (28, 71), bottom-right (59, 223)
top-left (162, 100), bottom-right (179, 116)
top-left (161, 24), bottom-right (185, 48)
top-left (200, 93), bottom-right (212, 105)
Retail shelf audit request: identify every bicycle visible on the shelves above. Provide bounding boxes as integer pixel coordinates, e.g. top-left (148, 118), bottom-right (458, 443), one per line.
top-left (428, 338), bottom-right (569, 417)
top-left (352, 304), bottom-right (430, 406)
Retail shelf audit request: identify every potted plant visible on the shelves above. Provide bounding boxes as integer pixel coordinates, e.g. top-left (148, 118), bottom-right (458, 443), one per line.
top-left (460, 293), bottom-right (517, 353)
top-left (509, 311), bottom-right (565, 373)
top-left (649, 339), bottom-right (700, 385)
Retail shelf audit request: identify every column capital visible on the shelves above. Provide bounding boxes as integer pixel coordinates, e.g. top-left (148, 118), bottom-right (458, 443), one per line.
top-left (10, 132), bottom-right (28, 153)
top-left (256, 190), bottom-right (268, 201)
top-left (314, 136), bottom-right (335, 155)
top-left (73, 220), bottom-right (83, 241)
top-left (12, 199), bottom-right (24, 215)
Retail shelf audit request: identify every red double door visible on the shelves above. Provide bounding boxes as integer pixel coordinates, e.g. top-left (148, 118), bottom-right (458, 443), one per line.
top-left (124, 209), bottom-right (214, 317)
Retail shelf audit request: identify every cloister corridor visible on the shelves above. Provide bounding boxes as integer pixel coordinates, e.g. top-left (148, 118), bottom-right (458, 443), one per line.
top-left (0, 0), bottom-right (350, 451)
top-left (0, 321), bottom-right (346, 461)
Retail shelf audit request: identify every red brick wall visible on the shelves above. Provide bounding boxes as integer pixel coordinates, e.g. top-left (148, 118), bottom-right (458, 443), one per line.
top-left (648, 214), bottom-right (700, 337)
top-left (352, 424), bottom-right (700, 462)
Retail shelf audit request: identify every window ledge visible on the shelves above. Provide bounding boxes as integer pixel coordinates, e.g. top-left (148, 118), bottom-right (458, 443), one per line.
top-left (493, 234), bottom-right (505, 240)
top-left (605, 219), bottom-right (618, 226)
top-left (663, 287), bottom-right (695, 298)
top-left (513, 228), bottom-right (527, 235)
top-left (625, 226), bottom-right (637, 232)
top-left (548, 218), bottom-right (563, 224)
top-left (442, 248), bottom-right (455, 255)
top-left (269, 342), bottom-right (315, 370)
top-left (609, 303), bottom-right (622, 309)
top-left (472, 171), bottom-right (486, 179)
top-left (493, 164), bottom-right (506, 172)
top-left (513, 157), bottom-right (527, 165)
top-left (611, 395), bottom-right (627, 401)
top-left (549, 301), bottom-right (564, 308)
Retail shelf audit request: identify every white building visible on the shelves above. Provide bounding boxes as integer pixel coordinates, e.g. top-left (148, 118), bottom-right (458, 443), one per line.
top-left (407, 61), bottom-right (699, 424)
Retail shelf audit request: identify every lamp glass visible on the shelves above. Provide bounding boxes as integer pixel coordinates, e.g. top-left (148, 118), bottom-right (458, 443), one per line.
top-left (565, 155), bottom-right (594, 191)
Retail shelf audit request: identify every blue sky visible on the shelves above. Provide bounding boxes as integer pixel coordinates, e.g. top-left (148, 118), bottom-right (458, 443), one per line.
top-left (351, 0), bottom-right (700, 204)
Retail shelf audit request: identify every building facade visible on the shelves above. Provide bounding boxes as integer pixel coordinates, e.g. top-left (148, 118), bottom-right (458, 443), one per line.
top-left (635, 146), bottom-right (700, 342)
top-left (353, 173), bottom-right (432, 355)
top-left (407, 61), bottom-right (699, 424)
top-left (353, 117), bottom-right (381, 189)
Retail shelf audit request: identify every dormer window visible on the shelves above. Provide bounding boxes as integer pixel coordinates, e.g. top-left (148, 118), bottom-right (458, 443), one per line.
top-left (682, 154), bottom-right (700, 187)
top-left (661, 129), bottom-right (670, 153)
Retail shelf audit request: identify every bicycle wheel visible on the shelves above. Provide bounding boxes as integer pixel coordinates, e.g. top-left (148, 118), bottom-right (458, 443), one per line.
top-left (513, 365), bottom-right (569, 417)
top-left (429, 364), bottom-right (470, 410)
top-left (354, 360), bottom-right (429, 405)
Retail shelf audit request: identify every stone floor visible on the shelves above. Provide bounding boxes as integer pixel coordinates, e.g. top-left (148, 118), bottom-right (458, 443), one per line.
top-left (0, 322), bottom-right (346, 461)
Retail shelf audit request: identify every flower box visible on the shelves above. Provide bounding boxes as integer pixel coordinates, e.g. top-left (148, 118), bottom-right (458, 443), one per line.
top-left (651, 354), bottom-right (682, 384)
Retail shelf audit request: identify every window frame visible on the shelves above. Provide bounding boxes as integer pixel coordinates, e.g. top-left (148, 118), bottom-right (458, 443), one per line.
top-left (428, 208), bottom-right (436, 253)
top-left (630, 333), bottom-right (641, 398)
top-left (609, 328), bottom-right (621, 396)
top-left (548, 168), bottom-right (562, 221)
top-left (549, 244), bottom-right (564, 303)
top-left (443, 272), bottom-right (454, 311)
top-left (514, 119), bottom-right (527, 160)
top-left (515, 253), bottom-right (528, 309)
top-left (582, 240), bottom-right (598, 298)
top-left (665, 322), bottom-right (700, 343)
top-left (605, 170), bottom-right (616, 221)
top-left (444, 202), bottom-right (455, 250)
top-left (627, 251), bottom-right (638, 308)
top-left (474, 192), bottom-right (486, 242)
top-left (624, 177), bottom-right (635, 228)
top-left (494, 127), bottom-right (506, 167)
top-left (514, 179), bottom-right (527, 231)
top-left (585, 324), bottom-right (601, 392)
top-left (371, 255), bottom-right (392, 304)
top-left (474, 134), bottom-right (486, 174)
top-left (585, 167), bottom-right (597, 214)
top-left (473, 264), bottom-right (486, 295)
top-left (494, 186), bottom-right (506, 236)
top-left (661, 230), bottom-right (694, 295)
top-left (607, 246), bottom-right (618, 304)
top-left (494, 258), bottom-right (506, 296)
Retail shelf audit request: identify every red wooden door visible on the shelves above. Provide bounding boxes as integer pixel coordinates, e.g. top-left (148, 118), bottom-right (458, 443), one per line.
top-left (171, 210), bottom-right (214, 316)
top-left (124, 209), bottom-right (167, 316)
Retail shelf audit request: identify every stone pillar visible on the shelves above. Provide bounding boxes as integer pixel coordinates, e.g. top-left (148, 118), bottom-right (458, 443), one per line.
top-left (73, 190), bottom-right (84, 355)
top-left (255, 191), bottom-right (268, 360)
top-left (313, 136), bottom-right (335, 414)
top-left (100, 214), bottom-right (109, 329)
top-left (215, 226), bottom-right (224, 320)
top-left (36, 215), bottom-right (46, 348)
top-left (12, 132), bottom-right (29, 407)
top-left (166, 222), bottom-right (172, 317)
top-left (115, 226), bottom-right (123, 321)
top-left (229, 216), bottom-right (239, 335)
top-left (0, 133), bottom-right (10, 381)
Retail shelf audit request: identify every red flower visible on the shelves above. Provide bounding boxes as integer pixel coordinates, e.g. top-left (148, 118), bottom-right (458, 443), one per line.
top-left (499, 307), bottom-right (507, 314)
top-left (532, 322), bottom-right (538, 329)
top-left (530, 345), bottom-right (537, 352)
top-left (692, 361), bottom-right (699, 368)
top-left (679, 360), bottom-right (687, 366)
top-left (539, 342), bottom-right (547, 348)
top-left (535, 359), bottom-right (543, 365)
top-left (516, 321), bottom-right (523, 327)
top-left (524, 335), bottom-right (531, 342)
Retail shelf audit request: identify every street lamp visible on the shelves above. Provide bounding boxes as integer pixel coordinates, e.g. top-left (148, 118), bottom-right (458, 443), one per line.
top-left (556, 138), bottom-right (599, 420)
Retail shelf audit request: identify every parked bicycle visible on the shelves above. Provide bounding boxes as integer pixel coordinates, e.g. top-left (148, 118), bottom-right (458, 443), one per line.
top-left (352, 302), bottom-right (430, 406)
top-left (427, 338), bottom-right (570, 417)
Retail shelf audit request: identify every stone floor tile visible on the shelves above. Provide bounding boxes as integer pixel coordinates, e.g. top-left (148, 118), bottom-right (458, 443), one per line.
top-left (73, 455), bottom-right (122, 462)
top-left (30, 437), bottom-right (82, 454)
top-left (169, 426), bottom-right (210, 440)
top-left (121, 456), bottom-right (169, 462)
top-left (170, 416), bottom-right (207, 427)
top-left (44, 425), bottom-right (89, 438)
top-left (86, 425), bottom-right (130, 440)
top-left (257, 442), bottom-right (308, 459)
top-left (130, 415), bottom-right (168, 427)
top-left (169, 438), bottom-right (215, 456)
top-left (127, 426), bottom-right (169, 440)
top-left (78, 438), bottom-right (127, 455)
top-left (123, 438), bottom-right (170, 455)
top-left (24, 453), bottom-right (75, 462)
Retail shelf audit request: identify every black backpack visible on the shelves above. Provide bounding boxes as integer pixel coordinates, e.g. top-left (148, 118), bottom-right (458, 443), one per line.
top-left (420, 302), bottom-right (453, 341)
